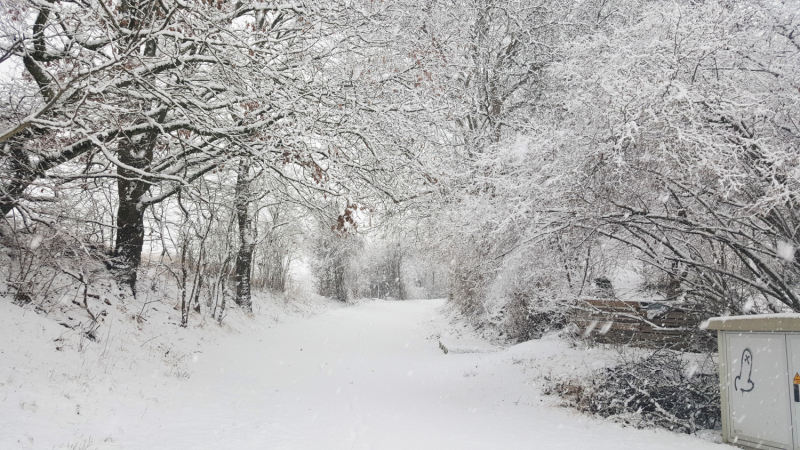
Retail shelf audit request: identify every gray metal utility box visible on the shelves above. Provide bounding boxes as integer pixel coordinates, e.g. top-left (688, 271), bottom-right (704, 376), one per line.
top-left (707, 314), bottom-right (800, 450)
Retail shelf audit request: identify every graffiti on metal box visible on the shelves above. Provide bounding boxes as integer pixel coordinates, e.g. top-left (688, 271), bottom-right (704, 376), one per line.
top-left (734, 348), bottom-right (755, 393)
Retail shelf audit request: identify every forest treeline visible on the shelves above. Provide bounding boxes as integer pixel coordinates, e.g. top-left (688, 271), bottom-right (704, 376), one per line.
top-left (1, 0), bottom-right (799, 341)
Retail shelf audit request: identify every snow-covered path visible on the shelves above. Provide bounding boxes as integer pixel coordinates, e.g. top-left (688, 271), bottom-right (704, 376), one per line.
top-left (119, 299), bottom-right (726, 450)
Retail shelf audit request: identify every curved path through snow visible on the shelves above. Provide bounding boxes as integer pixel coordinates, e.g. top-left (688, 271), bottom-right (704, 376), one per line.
top-left (124, 299), bottom-right (727, 450)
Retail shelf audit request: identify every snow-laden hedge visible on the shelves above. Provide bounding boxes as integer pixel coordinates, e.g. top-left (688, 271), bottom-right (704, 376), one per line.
top-left (545, 352), bottom-right (720, 434)
top-left (500, 291), bottom-right (571, 343)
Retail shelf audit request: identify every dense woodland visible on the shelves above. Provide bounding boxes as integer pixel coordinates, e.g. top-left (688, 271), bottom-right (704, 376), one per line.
top-left (3, 0), bottom-right (799, 318)
top-left (1, 0), bottom-right (799, 431)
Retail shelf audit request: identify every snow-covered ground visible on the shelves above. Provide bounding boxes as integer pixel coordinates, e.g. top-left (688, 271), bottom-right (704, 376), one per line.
top-left (1, 298), bottom-right (730, 449)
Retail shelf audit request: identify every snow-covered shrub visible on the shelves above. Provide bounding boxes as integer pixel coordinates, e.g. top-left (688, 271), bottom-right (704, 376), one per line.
top-left (435, 205), bottom-right (591, 341)
top-left (1, 224), bottom-right (114, 312)
top-left (546, 352), bottom-right (720, 433)
top-left (500, 290), bottom-right (572, 342)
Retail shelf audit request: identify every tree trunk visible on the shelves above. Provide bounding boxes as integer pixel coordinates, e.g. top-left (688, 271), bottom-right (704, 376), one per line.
top-left (0, 135), bottom-right (40, 217)
top-left (397, 252), bottom-right (407, 300)
top-left (235, 158), bottom-right (255, 313)
top-left (334, 261), bottom-right (347, 302)
top-left (113, 127), bottom-right (158, 295)
top-left (113, 186), bottom-right (147, 294)
top-left (179, 235), bottom-right (189, 327)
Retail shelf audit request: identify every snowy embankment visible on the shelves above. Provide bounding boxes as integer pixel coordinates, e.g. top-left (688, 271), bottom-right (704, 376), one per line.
top-left (0, 288), bottom-right (339, 450)
top-left (1, 298), bottom-right (730, 449)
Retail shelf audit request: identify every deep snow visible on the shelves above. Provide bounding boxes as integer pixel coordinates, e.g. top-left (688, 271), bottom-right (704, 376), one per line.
top-left (1, 298), bottom-right (731, 449)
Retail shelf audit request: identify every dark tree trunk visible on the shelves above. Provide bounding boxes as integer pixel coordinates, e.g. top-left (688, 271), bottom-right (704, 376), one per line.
top-left (0, 140), bottom-right (37, 217)
top-left (113, 139), bottom-right (153, 295)
top-left (235, 246), bottom-right (254, 312)
top-left (235, 158), bottom-right (255, 313)
top-left (113, 196), bottom-right (146, 292)
top-left (334, 262), bottom-right (347, 302)
top-left (397, 252), bottom-right (407, 300)
top-left (179, 235), bottom-right (189, 327)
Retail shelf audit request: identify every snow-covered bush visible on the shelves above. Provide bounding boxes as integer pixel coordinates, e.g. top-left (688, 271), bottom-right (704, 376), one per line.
top-left (500, 290), bottom-right (572, 342)
top-left (546, 352), bottom-right (720, 433)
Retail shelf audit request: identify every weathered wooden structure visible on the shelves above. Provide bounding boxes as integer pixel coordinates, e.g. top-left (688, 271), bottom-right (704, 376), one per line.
top-left (573, 298), bottom-right (710, 350)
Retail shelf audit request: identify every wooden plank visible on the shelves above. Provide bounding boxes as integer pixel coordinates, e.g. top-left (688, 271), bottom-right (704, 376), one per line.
top-left (571, 298), bottom-right (707, 350)
top-left (581, 300), bottom-right (647, 309)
